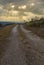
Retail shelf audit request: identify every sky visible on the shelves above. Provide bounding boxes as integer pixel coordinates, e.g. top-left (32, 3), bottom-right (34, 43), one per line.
top-left (0, 0), bottom-right (44, 21)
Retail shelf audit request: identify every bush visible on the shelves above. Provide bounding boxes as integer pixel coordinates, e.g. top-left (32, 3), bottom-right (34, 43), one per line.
top-left (26, 18), bottom-right (44, 27)
top-left (0, 24), bottom-right (2, 27)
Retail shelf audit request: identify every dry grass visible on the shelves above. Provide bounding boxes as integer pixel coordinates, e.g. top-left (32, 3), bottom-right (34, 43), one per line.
top-left (0, 24), bottom-right (15, 58)
top-left (24, 25), bottom-right (44, 38)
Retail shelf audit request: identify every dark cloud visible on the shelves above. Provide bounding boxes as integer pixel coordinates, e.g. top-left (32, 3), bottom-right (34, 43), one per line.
top-left (0, 0), bottom-right (28, 5)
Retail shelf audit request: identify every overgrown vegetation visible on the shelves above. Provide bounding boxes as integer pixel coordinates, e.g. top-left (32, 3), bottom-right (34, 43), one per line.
top-left (24, 17), bottom-right (44, 38)
top-left (0, 24), bottom-right (15, 59)
top-left (25, 18), bottom-right (44, 27)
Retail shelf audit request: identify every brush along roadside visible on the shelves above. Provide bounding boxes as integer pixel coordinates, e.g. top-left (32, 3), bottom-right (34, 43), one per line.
top-left (0, 24), bottom-right (16, 59)
top-left (24, 24), bottom-right (44, 39)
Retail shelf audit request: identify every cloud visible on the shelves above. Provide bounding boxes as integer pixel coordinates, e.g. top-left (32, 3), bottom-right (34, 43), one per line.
top-left (18, 5), bottom-right (27, 10)
top-left (0, 5), bottom-right (7, 16)
top-left (0, 0), bottom-right (44, 21)
top-left (0, 0), bottom-right (28, 5)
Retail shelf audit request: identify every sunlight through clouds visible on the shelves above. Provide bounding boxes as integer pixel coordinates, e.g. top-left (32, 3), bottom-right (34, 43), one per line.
top-left (18, 5), bottom-right (27, 10)
top-left (11, 5), bottom-right (15, 9)
top-left (8, 10), bottom-right (19, 16)
top-left (30, 3), bottom-right (35, 7)
top-left (0, 0), bottom-right (44, 21)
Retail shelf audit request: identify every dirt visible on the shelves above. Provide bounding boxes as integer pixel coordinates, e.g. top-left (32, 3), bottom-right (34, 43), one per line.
top-left (0, 25), bottom-right (27, 65)
top-left (19, 25), bottom-right (44, 65)
top-left (0, 25), bottom-right (44, 65)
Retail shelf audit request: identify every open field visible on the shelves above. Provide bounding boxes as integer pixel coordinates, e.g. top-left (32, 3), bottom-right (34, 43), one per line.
top-left (0, 24), bottom-right (15, 59)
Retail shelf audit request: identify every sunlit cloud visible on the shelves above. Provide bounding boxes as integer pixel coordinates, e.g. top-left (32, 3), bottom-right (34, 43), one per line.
top-left (18, 5), bottom-right (27, 10)
top-left (0, 5), bottom-right (3, 9)
top-left (22, 16), bottom-right (27, 20)
top-left (11, 5), bottom-right (15, 9)
top-left (30, 3), bottom-right (35, 7)
top-left (22, 5), bottom-right (27, 9)
top-left (8, 10), bottom-right (19, 16)
top-left (0, 0), bottom-right (44, 21)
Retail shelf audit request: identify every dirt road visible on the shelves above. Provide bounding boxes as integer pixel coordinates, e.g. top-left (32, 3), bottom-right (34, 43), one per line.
top-left (0, 25), bottom-right (44, 65)
top-left (0, 25), bottom-right (27, 65)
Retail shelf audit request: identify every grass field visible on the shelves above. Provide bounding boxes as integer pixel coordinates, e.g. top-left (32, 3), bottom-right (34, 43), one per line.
top-left (0, 24), bottom-right (15, 59)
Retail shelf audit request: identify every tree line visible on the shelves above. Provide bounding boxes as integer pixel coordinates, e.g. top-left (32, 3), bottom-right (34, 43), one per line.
top-left (25, 17), bottom-right (44, 27)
